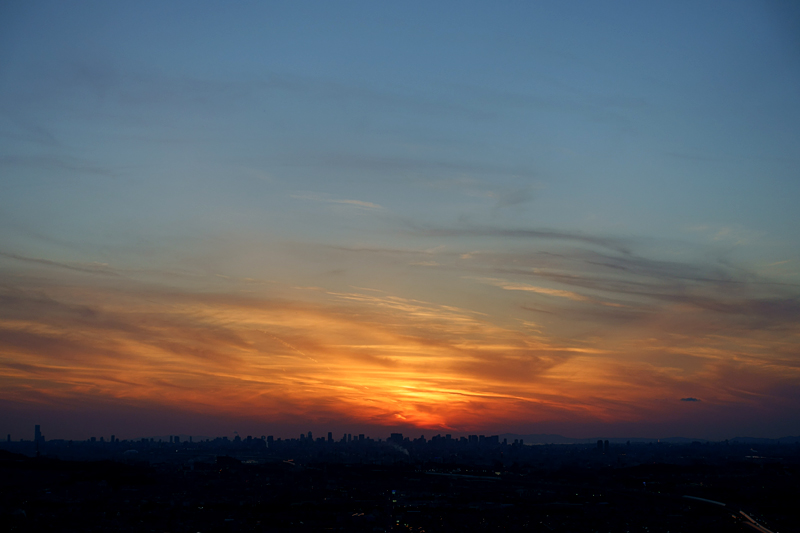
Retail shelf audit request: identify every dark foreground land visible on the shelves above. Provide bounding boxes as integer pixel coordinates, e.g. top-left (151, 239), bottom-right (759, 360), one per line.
top-left (1, 437), bottom-right (797, 532)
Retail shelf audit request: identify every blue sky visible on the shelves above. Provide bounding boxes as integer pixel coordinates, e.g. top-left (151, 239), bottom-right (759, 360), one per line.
top-left (1, 1), bottom-right (799, 440)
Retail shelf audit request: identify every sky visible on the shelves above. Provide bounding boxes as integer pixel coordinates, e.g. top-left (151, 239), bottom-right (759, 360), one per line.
top-left (1, 1), bottom-right (799, 441)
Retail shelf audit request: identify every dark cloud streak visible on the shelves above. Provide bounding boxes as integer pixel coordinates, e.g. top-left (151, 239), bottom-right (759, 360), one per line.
top-left (411, 225), bottom-right (631, 254)
top-left (0, 251), bottom-right (119, 276)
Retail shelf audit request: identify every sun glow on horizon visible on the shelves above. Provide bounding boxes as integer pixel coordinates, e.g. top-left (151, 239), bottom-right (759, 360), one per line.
top-left (2, 246), bottom-right (798, 440)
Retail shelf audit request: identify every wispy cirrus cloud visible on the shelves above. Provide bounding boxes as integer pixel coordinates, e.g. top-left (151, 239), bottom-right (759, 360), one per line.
top-left (410, 224), bottom-right (632, 254)
top-left (282, 152), bottom-right (536, 180)
top-left (290, 192), bottom-right (383, 210)
top-left (466, 276), bottom-right (592, 302)
top-left (298, 226), bottom-right (800, 335)
top-left (0, 154), bottom-right (121, 177)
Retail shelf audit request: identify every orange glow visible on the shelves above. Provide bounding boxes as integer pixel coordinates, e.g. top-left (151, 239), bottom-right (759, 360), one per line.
top-left (2, 259), bottom-right (798, 440)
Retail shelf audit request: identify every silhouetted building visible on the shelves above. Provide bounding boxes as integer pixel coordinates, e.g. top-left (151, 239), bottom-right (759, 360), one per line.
top-left (604, 440), bottom-right (609, 454)
top-left (34, 424), bottom-right (45, 452)
top-left (597, 440), bottom-right (603, 451)
top-left (328, 432), bottom-right (333, 442)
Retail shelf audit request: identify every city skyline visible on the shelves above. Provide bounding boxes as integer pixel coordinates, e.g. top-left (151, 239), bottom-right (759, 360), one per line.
top-left (9, 422), bottom-right (799, 446)
top-left (1, 2), bottom-right (799, 441)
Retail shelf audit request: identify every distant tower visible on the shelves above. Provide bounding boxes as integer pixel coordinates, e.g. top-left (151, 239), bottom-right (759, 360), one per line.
top-left (307, 431), bottom-right (312, 440)
top-left (34, 424), bottom-right (44, 455)
top-left (603, 440), bottom-right (610, 454)
top-left (328, 432), bottom-right (333, 443)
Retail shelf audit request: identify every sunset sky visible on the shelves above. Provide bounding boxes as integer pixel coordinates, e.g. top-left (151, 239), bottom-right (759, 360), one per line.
top-left (1, 1), bottom-right (799, 441)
